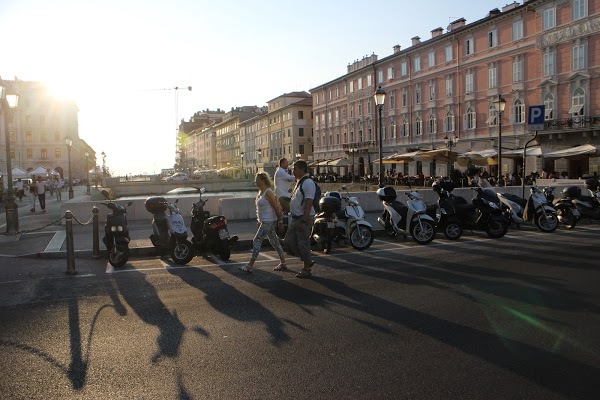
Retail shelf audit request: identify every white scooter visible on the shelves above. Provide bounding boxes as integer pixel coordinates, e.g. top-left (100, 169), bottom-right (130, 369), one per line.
top-left (497, 186), bottom-right (558, 232)
top-left (313, 186), bottom-right (374, 251)
top-left (376, 186), bottom-right (436, 245)
top-left (145, 196), bottom-right (195, 265)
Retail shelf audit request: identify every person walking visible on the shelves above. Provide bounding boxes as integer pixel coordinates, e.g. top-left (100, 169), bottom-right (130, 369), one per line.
top-left (55, 177), bottom-right (63, 202)
top-left (274, 157), bottom-right (295, 210)
top-left (15, 178), bottom-right (24, 201)
top-left (238, 172), bottom-right (287, 273)
top-left (285, 160), bottom-right (315, 278)
top-left (35, 176), bottom-right (47, 212)
top-left (28, 178), bottom-right (38, 212)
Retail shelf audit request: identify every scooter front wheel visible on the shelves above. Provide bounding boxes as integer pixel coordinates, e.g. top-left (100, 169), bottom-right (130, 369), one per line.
top-left (109, 244), bottom-right (129, 268)
top-left (556, 207), bottom-right (577, 229)
top-left (485, 217), bottom-right (508, 238)
top-left (535, 211), bottom-right (558, 233)
top-left (218, 241), bottom-right (231, 261)
top-left (443, 222), bottom-right (462, 240)
top-left (171, 239), bottom-right (194, 265)
top-left (349, 225), bottom-right (374, 250)
top-left (411, 219), bottom-right (435, 245)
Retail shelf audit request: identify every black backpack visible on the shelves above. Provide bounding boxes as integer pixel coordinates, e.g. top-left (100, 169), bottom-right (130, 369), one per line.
top-left (298, 176), bottom-right (322, 213)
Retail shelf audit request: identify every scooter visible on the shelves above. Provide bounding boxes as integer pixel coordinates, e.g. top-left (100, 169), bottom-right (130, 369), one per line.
top-left (100, 190), bottom-right (132, 268)
top-left (145, 196), bottom-right (194, 265)
top-left (428, 181), bottom-right (508, 239)
top-left (189, 188), bottom-right (238, 261)
top-left (310, 192), bottom-right (342, 253)
top-left (554, 179), bottom-right (599, 227)
top-left (313, 186), bottom-right (374, 251)
top-left (377, 186), bottom-right (436, 244)
top-left (496, 186), bottom-right (558, 232)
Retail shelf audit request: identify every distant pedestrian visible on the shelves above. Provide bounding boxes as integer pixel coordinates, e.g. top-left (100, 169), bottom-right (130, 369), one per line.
top-left (29, 179), bottom-right (37, 212)
top-left (285, 160), bottom-right (315, 278)
top-left (55, 177), bottom-right (63, 201)
top-left (35, 176), bottom-right (47, 212)
top-left (238, 172), bottom-right (287, 273)
top-left (15, 178), bottom-right (24, 201)
top-left (274, 157), bottom-right (295, 209)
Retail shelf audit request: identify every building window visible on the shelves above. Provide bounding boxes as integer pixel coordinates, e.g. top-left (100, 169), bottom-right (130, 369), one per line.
top-left (445, 45), bottom-right (452, 62)
top-left (488, 64), bottom-right (497, 88)
top-left (27, 149), bottom-right (33, 159)
top-left (543, 48), bottom-right (555, 76)
top-left (465, 107), bottom-right (476, 130)
top-left (428, 114), bottom-right (436, 134)
top-left (350, 81), bottom-right (354, 93)
top-left (573, 0), bottom-right (586, 20)
top-left (543, 7), bottom-right (555, 30)
top-left (350, 104), bottom-right (354, 118)
top-left (487, 104), bottom-right (498, 126)
top-left (41, 149), bottom-right (47, 160)
top-left (429, 81), bottom-right (436, 101)
top-left (572, 41), bottom-right (585, 70)
top-left (358, 103), bottom-right (362, 116)
top-left (367, 74), bottom-right (373, 86)
top-left (488, 29), bottom-right (498, 48)
top-left (415, 116), bottom-right (422, 136)
top-left (513, 56), bottom-right (523, 82)
top-left (512, 19), bottom-right (523, 41)
top-left (390, 93), bottom-right (395, 110)
top-left (570, 87), bottom-right (585, 116)
top-left (402, 118), bottom-right (410, 137)
top-left (387, 67), bottom-right (394, 80)
top-left (445, 75), bottom-right (453, 97)
top-left (26, 131), bottom-right (33, 142)
top-left (367, 101), bottom-right (371, 115)
top-left (444, 111), bottom-right (455, 132)
top-left (336, 87), bottom-right (339, 97)
top-left (298, 110), bottom-right (304, 119)
top-left (358, 77), bottom-right (363, 90)
top-left (414, 57), bottom-right (421, 72)
top-left (40, 131), bottom-right (47, 142)
top-left (299, 144), bottom-right (305, 154)
top-left (377, 69), bottom-right (384, 83)
top-left (544, 93), bottom-right (554, 120)
top-left (402, 90), bottom-right (408, 107)
top-left (401, 61), bottom-right (408, 76)
top-left (465, 38), bottom-right (474, 55)
top-left (513, 99), bottom-right (525, 124)
top-left (299, 127), bottom-right (304, 137)
top-left (465, 70), bottom-right (474, 93)
top-left (415, 85), bottom-right (421, 104)
top-left (390, 119), bottom-right (396, 138)
top-left (428, 51), bottom-right (435, 68)
top-left (54, 131), bottom-right (61, 141)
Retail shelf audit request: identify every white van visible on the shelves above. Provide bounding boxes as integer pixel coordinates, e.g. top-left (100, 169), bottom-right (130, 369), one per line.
top-left (165, 172), bottom-right (189, 181)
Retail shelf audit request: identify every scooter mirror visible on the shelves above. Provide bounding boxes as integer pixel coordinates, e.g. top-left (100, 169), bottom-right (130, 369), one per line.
top-left (101, 190), bottom-right (110, 199)
top-left (127, 201), bottom-right (133, 206)
top-left (341, 185), bottom-right (347, 191)
top-left (200, 187), bottom-right (206, 193)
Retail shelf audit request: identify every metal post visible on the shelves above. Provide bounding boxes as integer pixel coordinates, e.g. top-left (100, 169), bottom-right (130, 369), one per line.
top-left (498, 111), bottom-right (503, 186)
top-left (85, 153), bottom-right (91, 195)
top-left (522, 131), bottom-right (538, 198)
top-left (378, 105), bottom-right (383, 187)
top-left (2, 99), bottom-right (19, 233)
top-left (67, 143), bottom-right (74, 199)
top-left (65, 210), bottom-right (77, 275)
top-left (92, 206), bottom-right (101, 259)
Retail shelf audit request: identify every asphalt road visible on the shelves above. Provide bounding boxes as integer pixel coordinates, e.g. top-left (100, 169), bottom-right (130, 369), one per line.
top-left (1, 224), bottom-right (599, 399)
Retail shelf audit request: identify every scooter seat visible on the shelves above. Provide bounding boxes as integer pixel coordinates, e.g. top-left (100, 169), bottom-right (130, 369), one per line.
top-left (500, 193), bottom-right (527, 208)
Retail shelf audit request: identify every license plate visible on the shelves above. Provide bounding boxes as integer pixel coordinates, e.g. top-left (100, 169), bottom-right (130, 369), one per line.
top-left (218, 229), bottom-right (229, 239)
top-left (327, 221), bottom-right (335, 229)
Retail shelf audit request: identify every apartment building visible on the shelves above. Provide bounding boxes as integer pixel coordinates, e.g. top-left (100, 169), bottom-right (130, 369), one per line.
top-left (1, 79), bottom-right (93, 181)
top-left (177, 109), bottom-right (225, 172)
top-left (311, 0), bottom-right (600, 178)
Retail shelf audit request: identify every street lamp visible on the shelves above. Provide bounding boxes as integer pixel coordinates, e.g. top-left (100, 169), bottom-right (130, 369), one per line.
top-left (349, 147), bottom-right (358, 180)
top-left (444, 134), bottom-right (458, 175)
top-left (66, 137), bottom-right (74, 199)
top-left (101, 151), bottom-right (106, 185)
top-left (1, 79), bottom-right (21, 234)
top-left (493, 96), bottom-right (507, 186)
top-left (295, 152), bottom-right (302, 160)
top-left (240, 151), bottom-right (246, 178)
top-left (373, 86), bottom-right (386, 187)
top-left (256, 148), bottom-right (262, 173)
top-left (84, 152), bottom-right (90, 195)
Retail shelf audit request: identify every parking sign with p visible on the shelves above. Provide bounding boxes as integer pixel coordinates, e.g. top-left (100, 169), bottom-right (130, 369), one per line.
top-left (528, 105), bottom-right (545, 131)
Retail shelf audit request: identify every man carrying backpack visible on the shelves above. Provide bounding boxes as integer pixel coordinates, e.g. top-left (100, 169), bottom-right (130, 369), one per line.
top-left (285, 160), bottom-right (316, 278)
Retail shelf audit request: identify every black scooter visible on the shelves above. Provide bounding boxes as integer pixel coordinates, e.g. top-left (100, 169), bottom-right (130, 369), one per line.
top-left (100, 190), bottom-right (132, 268)
top-left (554, 179), bottom-right (599, 228)
top-left (428, 181), bottom-right (508, 239)
top-left (190, 188), bottom-right (238, 260)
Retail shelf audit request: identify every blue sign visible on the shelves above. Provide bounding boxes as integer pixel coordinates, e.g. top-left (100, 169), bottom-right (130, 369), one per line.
top-left (527, 105), bottom-right (545, 130)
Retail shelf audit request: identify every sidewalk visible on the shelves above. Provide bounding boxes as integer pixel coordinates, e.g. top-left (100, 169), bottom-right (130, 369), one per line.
top-left (0, 187), bottom-right (385, 258)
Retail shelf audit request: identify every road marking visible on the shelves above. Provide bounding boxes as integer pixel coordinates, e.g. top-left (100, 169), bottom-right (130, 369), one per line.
top-left (44, 231), bottom-right (66, 252)
top-left (373, 238), bottom-right (410, 248)
top-left (260, 252), bottom-right (277, 261)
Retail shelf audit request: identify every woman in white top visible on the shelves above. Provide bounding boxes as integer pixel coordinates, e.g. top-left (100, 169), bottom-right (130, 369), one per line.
top-left (239, 172), bottom-right (287, 273)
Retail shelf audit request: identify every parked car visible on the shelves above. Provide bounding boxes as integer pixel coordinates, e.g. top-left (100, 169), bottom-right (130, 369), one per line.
top-left (165, 172), bottom-right (189, 182)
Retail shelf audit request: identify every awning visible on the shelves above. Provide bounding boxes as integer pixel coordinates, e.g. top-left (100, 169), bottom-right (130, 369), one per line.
top-left (29, 165), bottom-right (59, 177)
top-left (327, 157), bottom-right (352, 167)
top-left (457, 149), bottom-right (498, 166)
top-left (502, 145), bottom-right (555, 158)
top-left (414, 148), bottom-right (459, 162)
top-left (544, 144), bottom-right (600, 159)
top-left (11, 166), bottom-right (28, 178)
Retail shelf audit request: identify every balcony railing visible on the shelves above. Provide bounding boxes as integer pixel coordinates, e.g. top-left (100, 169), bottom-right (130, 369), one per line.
top-left (544, 115), bottom-right (600, 131)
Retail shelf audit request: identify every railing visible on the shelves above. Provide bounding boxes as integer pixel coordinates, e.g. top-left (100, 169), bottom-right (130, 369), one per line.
top-left (544, 115), bottom-right (600, 131)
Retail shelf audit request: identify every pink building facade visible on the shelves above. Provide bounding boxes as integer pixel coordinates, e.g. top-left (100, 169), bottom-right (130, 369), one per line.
top-left (311, 0), bottom-right (600, 179)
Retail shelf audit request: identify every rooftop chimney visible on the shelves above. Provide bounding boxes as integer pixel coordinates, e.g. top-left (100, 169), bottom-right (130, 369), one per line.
top-left (488, 8), bottom-right (501, 17)
top-left (411, 36), bottom-right (421, 46)
top-left (449, 18), bottom-right (466, 30)
top-left (431, 27), bottom-right (443, 38)
top-left (502, 2), bottom-right (519, 12)
top-left (393, 45), bottom-right (401, 53)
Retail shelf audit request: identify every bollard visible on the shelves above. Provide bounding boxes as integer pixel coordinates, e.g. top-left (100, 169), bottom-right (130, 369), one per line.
top-left (65, 210), bottom-right (78, 275)
top-left (92, 206), bottom-right (101, 259)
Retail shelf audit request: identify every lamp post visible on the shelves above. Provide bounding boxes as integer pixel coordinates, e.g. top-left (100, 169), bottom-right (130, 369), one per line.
top-left (1, 79), bottom-right (20, 234)
top-left (240, 151), bottom-right (246, 178)
top-left (349, 147), bottom-right (357, 180)
top-left (256, 148), bottom-right (262, 173)
top-left (101, 151), bottom-right (106, 186)
top-left (494, 96), bottom-right (507, 186)
top-left (84, 152), bottom-right (90, 195)
top-left (66, 137), bottom-right (74, 199)
top-left (444, 134), bottom-right (458, 175)
top-left (373, 86), bottom-right (386, 187)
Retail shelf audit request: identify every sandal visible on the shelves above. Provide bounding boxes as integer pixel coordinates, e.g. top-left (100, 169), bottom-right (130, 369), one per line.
top-left (237, 265), bottom-right (252, 274)
top-left (295, 269), bottom-right (312, 279)
top-left (273, 263), bottom-right (287, 271)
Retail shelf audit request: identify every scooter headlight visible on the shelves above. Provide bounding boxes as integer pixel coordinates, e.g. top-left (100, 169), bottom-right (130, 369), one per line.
top-left (111, 226), bottom-right (117, 232)
top-left (486, 200), bottom-right (500, 209)
top-left (117, 226), bottom-right (124, 232)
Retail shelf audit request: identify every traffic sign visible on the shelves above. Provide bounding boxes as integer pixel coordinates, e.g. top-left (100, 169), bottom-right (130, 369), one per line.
top-left (527, 105), bottom-right (545, 131)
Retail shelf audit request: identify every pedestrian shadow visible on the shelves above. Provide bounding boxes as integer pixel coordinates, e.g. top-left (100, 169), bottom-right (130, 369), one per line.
top-left (167, 266), bottom-right (291, 346)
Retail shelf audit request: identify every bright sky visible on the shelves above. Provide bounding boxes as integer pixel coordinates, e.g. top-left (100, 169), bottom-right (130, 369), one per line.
top-left (1, 0), bottom-right (509, 176)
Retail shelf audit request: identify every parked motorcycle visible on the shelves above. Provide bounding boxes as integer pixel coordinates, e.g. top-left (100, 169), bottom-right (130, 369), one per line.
top-left (189, 187), bottom-right (238, 261)
top-left (310, 192), bottom-right (342, 253)
top-left (428, 181), bottom-right (508, 239)
top-left (100, 190), bottom-right (132, 268)
top-left (377, 186), bottom-right (436, 244)
top-left (312, 186), bottom-right (374, 251)
top-left (496, 186), bottom-right (558, 232)
top-left (554, 179), bottom-right (600, 228)
top-left (145, 196), bottom-right (194, 265)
